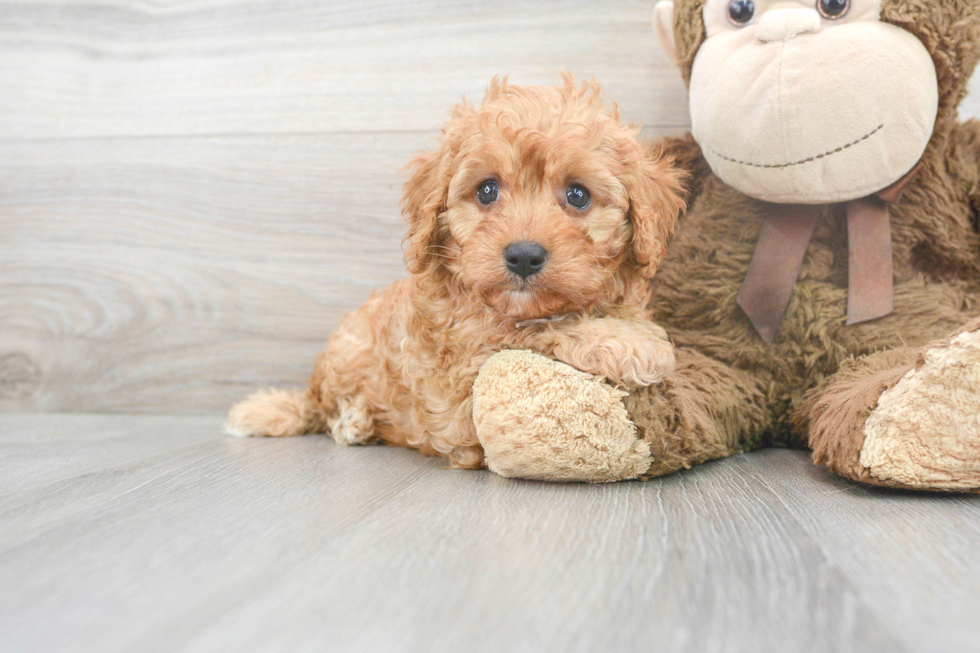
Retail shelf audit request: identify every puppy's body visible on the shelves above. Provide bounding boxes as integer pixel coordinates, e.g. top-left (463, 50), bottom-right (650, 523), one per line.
top-left (228, 77), bottom-right (685, 468)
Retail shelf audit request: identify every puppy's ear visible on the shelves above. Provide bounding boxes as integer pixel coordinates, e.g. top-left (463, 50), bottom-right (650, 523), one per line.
top-left (623, 145), bottom-right (687, 279)
top-left (401, 142), bottom-right (453, 275)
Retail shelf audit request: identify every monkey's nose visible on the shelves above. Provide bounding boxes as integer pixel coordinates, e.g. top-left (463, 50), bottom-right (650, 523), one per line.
top-left (504, 241), bottom-right (548, 279)
top-left (756, 8), bottom-right (821, 43)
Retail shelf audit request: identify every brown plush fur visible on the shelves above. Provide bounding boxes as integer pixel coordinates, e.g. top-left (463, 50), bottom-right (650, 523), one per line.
top-left (630, 0), bottom-right (980, 488)
top-left (627, 347), bottom-right (771, 478)
top-left (227, 77), bottom-right (685, 468)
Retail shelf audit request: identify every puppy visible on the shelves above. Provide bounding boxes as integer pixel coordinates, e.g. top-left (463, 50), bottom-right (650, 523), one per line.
top-left (226, 76), bottom-right (686, 469)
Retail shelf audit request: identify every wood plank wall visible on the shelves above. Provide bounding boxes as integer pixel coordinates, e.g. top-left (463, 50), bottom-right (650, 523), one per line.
top-left (2, 1), bottom-right (978, 414)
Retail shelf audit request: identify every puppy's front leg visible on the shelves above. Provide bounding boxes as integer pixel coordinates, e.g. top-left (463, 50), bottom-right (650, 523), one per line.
top-left (523, 317), bottom-right (675, 388)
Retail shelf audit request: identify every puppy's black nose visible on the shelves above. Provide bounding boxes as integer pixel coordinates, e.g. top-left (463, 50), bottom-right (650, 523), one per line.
top-left (504, 241), bottom-right (548, 279)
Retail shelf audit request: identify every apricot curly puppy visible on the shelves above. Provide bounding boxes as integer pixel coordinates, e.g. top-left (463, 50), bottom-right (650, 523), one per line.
top-left (226, 76), bottom-right (685, 469)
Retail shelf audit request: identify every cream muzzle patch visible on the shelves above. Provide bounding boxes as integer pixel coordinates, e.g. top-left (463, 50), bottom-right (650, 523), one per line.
top-left (690, 0), bottom-right (938, 204)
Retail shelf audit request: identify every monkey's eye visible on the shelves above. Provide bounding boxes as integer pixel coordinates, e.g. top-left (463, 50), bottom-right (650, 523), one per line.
top-left (566, 184), bottom-right (591, 210)
top-left (817, 0), bottom-right (850, 19)
top-left (727, 0), bottom-right (755, 26)
top-left (477, 180), bottom-right (499, 205)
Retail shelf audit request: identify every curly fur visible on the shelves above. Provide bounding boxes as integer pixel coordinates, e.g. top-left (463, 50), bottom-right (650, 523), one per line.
top-left (227, 76), bottom-right (685, 468)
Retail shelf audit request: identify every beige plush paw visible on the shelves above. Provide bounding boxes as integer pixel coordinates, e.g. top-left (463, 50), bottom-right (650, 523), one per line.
top-left (860, 330), bottom-right (980, 490)
top-left (472, 350), bottom-right (652, 483)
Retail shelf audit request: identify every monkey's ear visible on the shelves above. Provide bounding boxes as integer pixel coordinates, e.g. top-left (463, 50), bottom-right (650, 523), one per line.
top-left (654, 1), bottom-right (678, 66)
top-left (401, 144), bottom-right (451, 275)
top-left (624, 147), bottom-right (687, 279)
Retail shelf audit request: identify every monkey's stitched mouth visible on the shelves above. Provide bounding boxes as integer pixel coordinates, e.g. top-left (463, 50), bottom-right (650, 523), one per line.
top-left (710, 124), bottom-right (884, 170)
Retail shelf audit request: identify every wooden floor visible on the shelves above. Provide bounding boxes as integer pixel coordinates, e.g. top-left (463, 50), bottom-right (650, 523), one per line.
top-left (2, 414), bottom-right (980, 653)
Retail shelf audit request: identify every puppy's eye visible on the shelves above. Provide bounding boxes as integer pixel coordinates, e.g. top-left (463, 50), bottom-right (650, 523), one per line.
top-left (565, 184), bottom-right (591, 210)
top-left (728, 0), bottom-right (755, 26)
top-left (477, 180), bottom-right (499, 205)
top-left (817, 0), bottom-right (850, 19)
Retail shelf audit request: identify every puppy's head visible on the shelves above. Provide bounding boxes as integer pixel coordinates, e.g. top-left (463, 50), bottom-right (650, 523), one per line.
top-left (402, 75), bottom-right (686, 321)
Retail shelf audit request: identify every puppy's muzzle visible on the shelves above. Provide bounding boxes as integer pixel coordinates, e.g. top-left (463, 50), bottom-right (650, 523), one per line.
top-left (504, 241), bottom-right (548, 280)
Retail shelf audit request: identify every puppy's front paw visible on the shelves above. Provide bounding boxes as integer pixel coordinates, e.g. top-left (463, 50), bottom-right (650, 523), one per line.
top-left (553, 323), bottom-right (676, 388)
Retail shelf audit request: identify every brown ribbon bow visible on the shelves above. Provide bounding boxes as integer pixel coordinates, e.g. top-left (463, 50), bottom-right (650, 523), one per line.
top-left (736, 167), bottom-right (919, 345)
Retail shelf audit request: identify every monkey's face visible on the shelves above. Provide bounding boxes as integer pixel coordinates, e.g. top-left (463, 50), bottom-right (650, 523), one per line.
top-left (682, 0), bottom-right (938, 203)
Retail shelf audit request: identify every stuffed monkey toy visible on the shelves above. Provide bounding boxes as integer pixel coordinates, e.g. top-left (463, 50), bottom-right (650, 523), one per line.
top-left (472, 0), bottom-right (980, 490)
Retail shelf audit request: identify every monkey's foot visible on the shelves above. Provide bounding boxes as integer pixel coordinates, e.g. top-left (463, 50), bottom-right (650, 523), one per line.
top-left (860, 329), bottom-right (980, 490)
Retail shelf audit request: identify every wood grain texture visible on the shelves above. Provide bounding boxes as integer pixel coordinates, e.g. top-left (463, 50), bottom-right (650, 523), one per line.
top-left (0, 0), bottom-right (690, 140)
top-left (0, 133), bottom-right (415, 412)
top-left (746, 452), bottom-right (980, 652)
top-left (5, 414), bottom-right (980, 653)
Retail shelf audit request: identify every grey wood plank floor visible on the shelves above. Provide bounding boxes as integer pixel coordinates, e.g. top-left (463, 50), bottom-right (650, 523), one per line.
top-left (3, 414), bottom-right (979, 653)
